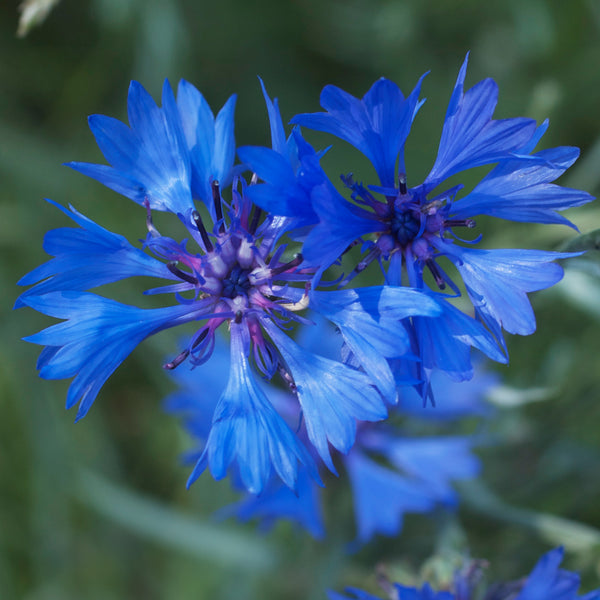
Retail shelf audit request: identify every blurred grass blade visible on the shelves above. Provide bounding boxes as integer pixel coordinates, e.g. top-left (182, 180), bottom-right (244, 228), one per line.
top-left (559, 267), bottom-right (600, 320)
top-left (558, 229), bottom-right (600, 253)
top-left (17, 0), bottom-right (61, 37)
top-left (77, 469), bottom-right (277, 571)
top-left (460, 479), bottom-right (600, 551)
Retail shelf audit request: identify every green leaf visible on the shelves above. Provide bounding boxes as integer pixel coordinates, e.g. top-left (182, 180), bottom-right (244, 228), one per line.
top-left (76, 469), bottom-right (278, 571)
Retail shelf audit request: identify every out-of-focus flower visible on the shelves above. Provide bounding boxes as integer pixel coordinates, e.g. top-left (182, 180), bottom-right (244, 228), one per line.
top-left (166, 328), bottom-right (488, 545)
top-left (329, 547), bottom-right (600, 600)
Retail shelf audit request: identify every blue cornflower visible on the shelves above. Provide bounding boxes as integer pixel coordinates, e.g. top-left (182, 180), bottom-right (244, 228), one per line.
top-left (329, 547), bottom-right (600, 600)
top-left (166, 325), bottom-right (488, 545)
top-left (329, 584), bottom-right (453, 600)
top-left (18, 79), bottom-right (440, 494)
top-left (507, 546), bottom-right (600, 600)
top-left (239, 55), bottom-right (592, 387)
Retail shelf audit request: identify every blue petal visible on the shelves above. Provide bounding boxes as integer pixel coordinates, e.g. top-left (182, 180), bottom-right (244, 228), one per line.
top-left (399, 366), bottom-right (497, 420)
top-left (412, 296), bottom-right (507, 382)
top-left (189, 326), bottom-right (319, 494)
top-left (68, 80), bottom-right (193, 214)
top-left (238, 130), bottom-right (324, 225)
top-left (393, 584), bottom-right (454, 600)
top-left (258, 77), bottom-right (288, 157)
top-left (222, 470), bottom-right (325, 539)
top-left (83, 114), bottom-right (142, 173)
top-left (21, 292), bottom-right (200, 421)
top-left (446, 247), bottom-right (578, 335)
top-left (292, 74), bottom-right (426, 187)
top-left (328, 589), bottom-right (383, 600)
top-left (451, 146), bottom-right (593, 227)
top-left (345, 450), bottom-right (435, 543)
top-left (362, 73), bottom-right (427, 184)
top-left (263, 320), bottom-right (387, 472)
top-left (310, 287), bottom-right (441, 402)
top-left (15, 200), bottom-right (173, 307)
top-left (380, 436), bottom-right (481, 502)
top-left (239, 145), bottom-right (298, 191)
top-left (302, 182), bottom-right (384, 278)
top-left (213, 95), bottom-right (237, 188)
top-left (163, 336), bottom-right (232, 441)
top-left (176, 80), bottom-right (237, 208)
top-left (515, 547), bottom-right (584, 600)
top-left (67, 163), bottom-right (149, 204)
top-left (176, 80), bottom-right (212, 148)
top-left (425, 55), bottom-right (537, 189)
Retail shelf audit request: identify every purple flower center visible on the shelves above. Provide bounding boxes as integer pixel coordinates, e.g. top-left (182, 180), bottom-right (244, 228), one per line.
top-left (222, 264), bottom-right (252, 299)
top-left (390, 209), bottom-right (421, 246)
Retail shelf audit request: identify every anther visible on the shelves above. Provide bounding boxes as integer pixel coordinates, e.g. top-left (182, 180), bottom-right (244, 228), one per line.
top-left (398, 173), bottom-right (408, 195)
top-left (234, 310), bottom-right (243, 324)
top-left (421, 199), bottom-right (443, 215)
top-left (281, 282), bottom-right (310, 312)
top-left (338, 248), bottom-right (379, 287)
top-left (144, 198), bottom-right (160, 237)
top-left (249, 206), bottom-right (262, 235)
top-left (211, 180), bottom-right (224, 233)
top-left (269, 253), bottom-right (303, 276)
top-left (163, 348), bottom-right (190, 370)
top-left (278, 364), bottom-right (297, 393)
top-left (445, 218), bottom-right (476, 229)
top-left (167, 261), bottom-right (199, 285)
top-left (192, 210), bottom-right (213, 252)
top-left (425, 258), bottom-right (446, 290)
top-left (191, 328), bottom-right (209, 349)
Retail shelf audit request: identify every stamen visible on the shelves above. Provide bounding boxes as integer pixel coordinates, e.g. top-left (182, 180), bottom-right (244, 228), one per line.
top-left (249, 206), bottom-right (262, 235)
top-left (192, 209), bottom-right (214, 252)
top-left (338, 248), bottom-right (379, 287)
top-left (234, 310), bottom-right (243, 324)
top-left (421, 199), bottom-right (443, 215)
top-left (144, 198), bottom-right (160, 237)
top-left (167, 261), bottom-right (199, 285)
top-left (445, 218), bottom-right (476, 229)
top-left (398, 173), bottom-right (408, 195)
top-left (341, 240), bottom-right (360, 256)
top-left (270, 253), bottom-right (303, 276)
top-left (278, 364), bottom-right (297, 393)
top-left (425, 258), bottom-right (446, 290)
top-left (191, 328), bottom-right (209, 349)
top-left (280, 282), bottom-right (310, 312)
top-left (163, 348), bottom-right (190, 370)
top-left (212, 180), bottom-right (224, 232)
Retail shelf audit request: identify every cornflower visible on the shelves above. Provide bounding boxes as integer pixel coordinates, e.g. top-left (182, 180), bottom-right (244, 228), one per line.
top-left (16, 79), bottom-right (440, 493)
top-left (329, 546), bottom-right (600, 600)
top-left (239, 55), bottom-right (592, 394)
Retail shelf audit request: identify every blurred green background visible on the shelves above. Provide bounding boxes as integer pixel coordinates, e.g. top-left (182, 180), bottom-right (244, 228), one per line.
top-left (3, 0), bottom-right (600, 598)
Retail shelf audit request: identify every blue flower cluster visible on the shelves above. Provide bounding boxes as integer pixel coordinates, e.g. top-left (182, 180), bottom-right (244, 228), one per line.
top-left (17, 56), bottom-right (591, 495)
top-left (166, 327), bottom-right (495, 544)
top-left (329, 546), bottom-right (600, 600)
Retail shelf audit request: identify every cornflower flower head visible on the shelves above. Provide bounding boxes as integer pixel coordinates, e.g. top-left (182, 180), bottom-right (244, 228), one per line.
top-left (240, 55), bottom-right (593, 393)
top-left (328, 547), bottom-right (600, 600)
top-left (17, 79), bottom-right (441, 494)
